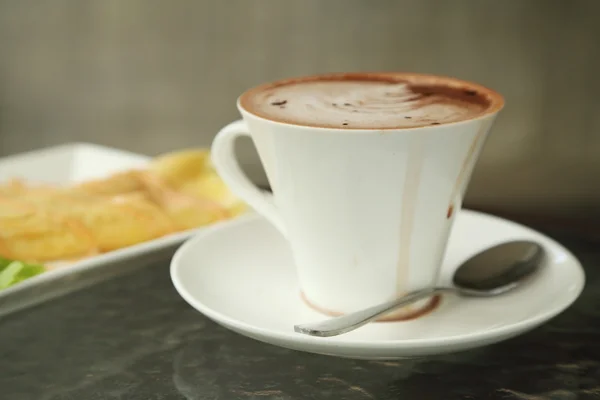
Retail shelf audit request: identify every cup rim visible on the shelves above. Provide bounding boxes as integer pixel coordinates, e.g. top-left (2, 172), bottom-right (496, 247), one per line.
top-left (236, 71), bottom-right (505, 133)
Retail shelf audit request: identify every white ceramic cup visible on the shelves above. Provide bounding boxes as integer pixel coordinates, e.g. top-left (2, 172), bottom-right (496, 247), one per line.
top-left (211, 73), bottom-right (504, 318)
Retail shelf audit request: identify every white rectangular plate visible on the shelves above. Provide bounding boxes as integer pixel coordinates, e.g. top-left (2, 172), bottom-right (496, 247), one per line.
top-left (0, 143), bottom-right (231, 316)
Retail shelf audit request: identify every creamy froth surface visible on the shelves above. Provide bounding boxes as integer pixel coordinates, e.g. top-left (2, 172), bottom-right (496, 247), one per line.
top-left (240, 74), bottom-right (501, 129)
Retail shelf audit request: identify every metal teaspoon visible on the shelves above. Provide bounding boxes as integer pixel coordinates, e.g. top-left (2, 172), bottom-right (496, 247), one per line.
top-left (294, 240), bottom-right (545, 337)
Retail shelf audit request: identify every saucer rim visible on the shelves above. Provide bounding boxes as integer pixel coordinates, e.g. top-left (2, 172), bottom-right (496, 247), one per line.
top-left (171, 210), bottom-right (585, 350)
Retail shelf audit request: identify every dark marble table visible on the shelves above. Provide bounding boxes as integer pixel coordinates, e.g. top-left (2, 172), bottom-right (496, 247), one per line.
top-left (1, 232), bottom-right (599, 400)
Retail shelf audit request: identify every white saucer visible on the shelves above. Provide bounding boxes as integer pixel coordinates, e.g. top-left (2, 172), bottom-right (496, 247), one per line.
top-left (171, 210), bottom-right (585, 359)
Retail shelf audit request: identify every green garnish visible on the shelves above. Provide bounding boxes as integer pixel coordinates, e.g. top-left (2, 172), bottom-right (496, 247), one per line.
top-left (0, 257), bottom-right (46, 289)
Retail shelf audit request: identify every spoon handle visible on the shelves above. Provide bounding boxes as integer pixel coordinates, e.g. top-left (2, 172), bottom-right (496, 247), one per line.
top-left (294, 287), bottom-right (444, 337)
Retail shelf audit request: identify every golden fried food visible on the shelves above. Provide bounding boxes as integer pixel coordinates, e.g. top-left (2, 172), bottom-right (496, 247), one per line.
top-left (179, 172), bottom-right (247, 216)
top-left (0, 197), bottom-right (34, 218)
top-left (72, 196), bottom-right (174, 252)
top-left (0, 179), bottom-right (60, 200)
top-left (0, 179), bottom-right (27, 197)
top-left (138, 172), bottom-right (229, 231)
top-left (0, 148), bottom-right (247, 263)
top-left (149, 149), bottom-right (212, 187)
top-left (0, 200), bottom-right (96, 262)
top-left (150, 149), bottom-right (247, 216)
top-left (24, 189), bottom-right (175, 252)
top-left (69, 170), bottom-right (146, 197)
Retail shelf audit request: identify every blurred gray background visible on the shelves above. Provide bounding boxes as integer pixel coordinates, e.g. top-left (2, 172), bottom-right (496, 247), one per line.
top-left (0, 0), bottom-right (598, 224)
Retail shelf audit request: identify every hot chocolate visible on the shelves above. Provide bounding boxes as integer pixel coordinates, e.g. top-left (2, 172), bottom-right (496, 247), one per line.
top-left (239, 72), bottom-right (503, 129)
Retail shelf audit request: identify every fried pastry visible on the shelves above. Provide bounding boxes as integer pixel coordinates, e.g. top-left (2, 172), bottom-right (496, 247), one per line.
top-left (149, 149), bottom-right (212, 187)
top-left (0, 148), bottom-right (246, 263)
top-left (69, 170), bottom-right (146, 197)
top-left (138, 172), bottom-right (228, 230)
top-left (0, 199), bottom-right (97, 262)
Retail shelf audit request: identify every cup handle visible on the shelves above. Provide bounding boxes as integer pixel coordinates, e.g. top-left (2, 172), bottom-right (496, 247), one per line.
top-left (211, 120), bottom-right (287, 237)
